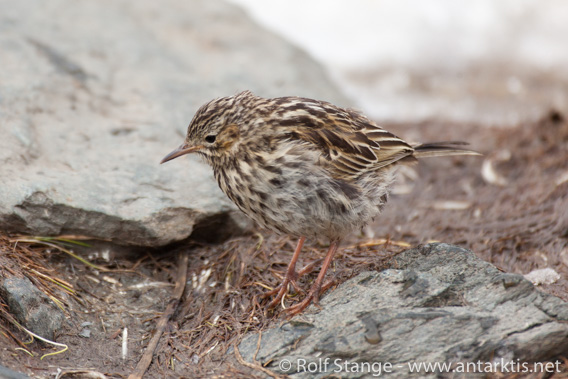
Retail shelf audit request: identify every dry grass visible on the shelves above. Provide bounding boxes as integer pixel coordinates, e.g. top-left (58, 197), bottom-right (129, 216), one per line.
top-left (162, 234), bottom-right (404, 374)
top-left (0, 236), bottom-right (78, 340)
top-left (0, 230), bottom-right (405, 377)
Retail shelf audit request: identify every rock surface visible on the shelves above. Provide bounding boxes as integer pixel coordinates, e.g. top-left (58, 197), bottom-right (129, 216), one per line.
top-left (0, 0), bottom-right (350, 246)
top-left (237, 244), bottom-right (568, 377)
top-left (0, 277), bottom-right (65, 342)
top-left (0, 365), bottom-right (30, 379)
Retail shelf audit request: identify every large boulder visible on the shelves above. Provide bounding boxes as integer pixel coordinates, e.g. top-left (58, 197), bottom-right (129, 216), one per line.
top-left (0, 0), bottom-right (350, 246)
top-left (236, 244), bottom-right (568, 377)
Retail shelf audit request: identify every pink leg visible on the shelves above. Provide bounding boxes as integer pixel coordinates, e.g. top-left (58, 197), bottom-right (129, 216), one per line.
top-left (263, 236), bottom-right (307, 309)
top-left (287, 239), bottom-right (340, 316)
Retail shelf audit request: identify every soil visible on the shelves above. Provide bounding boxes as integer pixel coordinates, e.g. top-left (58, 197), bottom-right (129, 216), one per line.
top-left (1, 111), bottom-right (567, 378)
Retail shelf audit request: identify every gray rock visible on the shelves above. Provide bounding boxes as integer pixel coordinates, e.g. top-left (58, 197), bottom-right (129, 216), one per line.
top-left (0, 365), bottom-right (30, 379)
top-left (0, 277), bottom-right (65, 342)
top-left (0, 0), bottom-right (350, 246)
top-left (236, 244), bottom-right (568, 378)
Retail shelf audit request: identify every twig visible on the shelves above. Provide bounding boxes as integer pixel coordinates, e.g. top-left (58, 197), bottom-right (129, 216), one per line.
top-left (350, 238), bottom-right (411, 248)
top-left (127, 252), bottom-right (189, 379)
top-left (122, 327), bottom-right (128, 360)
top-left (233, 332), bottom-right (285, 379)
top-left (253, 331), bottom-right (262, 361)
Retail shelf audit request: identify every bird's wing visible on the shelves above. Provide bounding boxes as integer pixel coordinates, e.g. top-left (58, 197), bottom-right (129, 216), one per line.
top-left (274, 97), bottom-right (415, 179)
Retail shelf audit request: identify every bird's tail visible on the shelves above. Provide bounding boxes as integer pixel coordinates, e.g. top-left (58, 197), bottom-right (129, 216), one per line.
top-left (412, 141), bottom-right (480, 158)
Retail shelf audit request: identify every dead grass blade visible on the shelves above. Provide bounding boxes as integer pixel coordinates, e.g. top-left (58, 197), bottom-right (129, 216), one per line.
top-left (8, 315), bottom-right (69, 360)
top-left (234, 331), bottom-right (285, 379)
top-left (12, 236), bottom-right (106, 271)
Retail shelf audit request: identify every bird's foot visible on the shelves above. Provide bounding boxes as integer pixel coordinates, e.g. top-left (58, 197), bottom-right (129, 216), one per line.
top-left (262, 259), bottom-right (322, 309)
top-left (286, 278), bottom-right (335, 316)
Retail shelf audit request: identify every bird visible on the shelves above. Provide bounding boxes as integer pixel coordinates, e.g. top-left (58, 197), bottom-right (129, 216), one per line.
top-left (161, 90), bottom-right (479, 315)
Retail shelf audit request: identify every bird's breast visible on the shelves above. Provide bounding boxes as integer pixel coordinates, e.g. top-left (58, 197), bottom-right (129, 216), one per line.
top-left (211, 145), bottom-right (394, 239)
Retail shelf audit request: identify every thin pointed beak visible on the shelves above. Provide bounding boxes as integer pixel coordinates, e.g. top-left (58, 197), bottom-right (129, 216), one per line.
top-left (160, 143), bottom-right (203, 164)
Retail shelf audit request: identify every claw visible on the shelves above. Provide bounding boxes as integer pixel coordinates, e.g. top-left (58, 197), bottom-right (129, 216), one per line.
top-left (263, 272), bottom-right (299, 309)
top-left (286, 278), bottom-right (336, 316)
top-left (263, 257), bottom-right (322, 308)
top-left (263, 238), bottom-right (341, 315)
top-left (262, 237), bottom-right (306, 309)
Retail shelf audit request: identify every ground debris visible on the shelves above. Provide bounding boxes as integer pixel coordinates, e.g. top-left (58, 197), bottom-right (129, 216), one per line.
top-left (1, 115), bottom-right (567, 377)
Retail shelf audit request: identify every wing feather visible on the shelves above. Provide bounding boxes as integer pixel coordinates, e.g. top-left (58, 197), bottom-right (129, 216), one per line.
top-left (270, 98), bottom-right (414, 179)
top-left (273, 97), bottom-right (414, 179)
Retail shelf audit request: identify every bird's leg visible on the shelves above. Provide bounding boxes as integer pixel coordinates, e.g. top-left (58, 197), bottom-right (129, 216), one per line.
top-left (263, 236), bottom-right (307, 308)
top-left (287, 239), bottom-right (340, 316)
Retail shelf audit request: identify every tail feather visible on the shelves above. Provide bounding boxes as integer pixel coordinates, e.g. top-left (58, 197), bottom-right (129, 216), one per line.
top-left (412, 141), bottom-right (480, 159)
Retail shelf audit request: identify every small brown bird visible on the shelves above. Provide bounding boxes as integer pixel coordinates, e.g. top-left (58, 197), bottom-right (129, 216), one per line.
top-left (161, 91), bottom-right (478, 315)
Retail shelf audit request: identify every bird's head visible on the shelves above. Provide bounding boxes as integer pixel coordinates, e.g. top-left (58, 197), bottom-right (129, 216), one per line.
top-left (160, 93), bottom-right (249, 165)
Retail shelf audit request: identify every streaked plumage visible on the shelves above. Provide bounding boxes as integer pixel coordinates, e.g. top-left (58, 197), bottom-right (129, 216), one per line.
top-left (162, 90), bottom-right (479, 314)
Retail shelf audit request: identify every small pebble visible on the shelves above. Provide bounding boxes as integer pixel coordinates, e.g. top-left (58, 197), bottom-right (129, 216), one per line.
top-left (524, 268), bottom-right (560, 286)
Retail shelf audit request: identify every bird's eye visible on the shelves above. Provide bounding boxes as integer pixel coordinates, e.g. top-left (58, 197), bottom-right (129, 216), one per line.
top-left (205, 135), bottom-right (217, 143)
